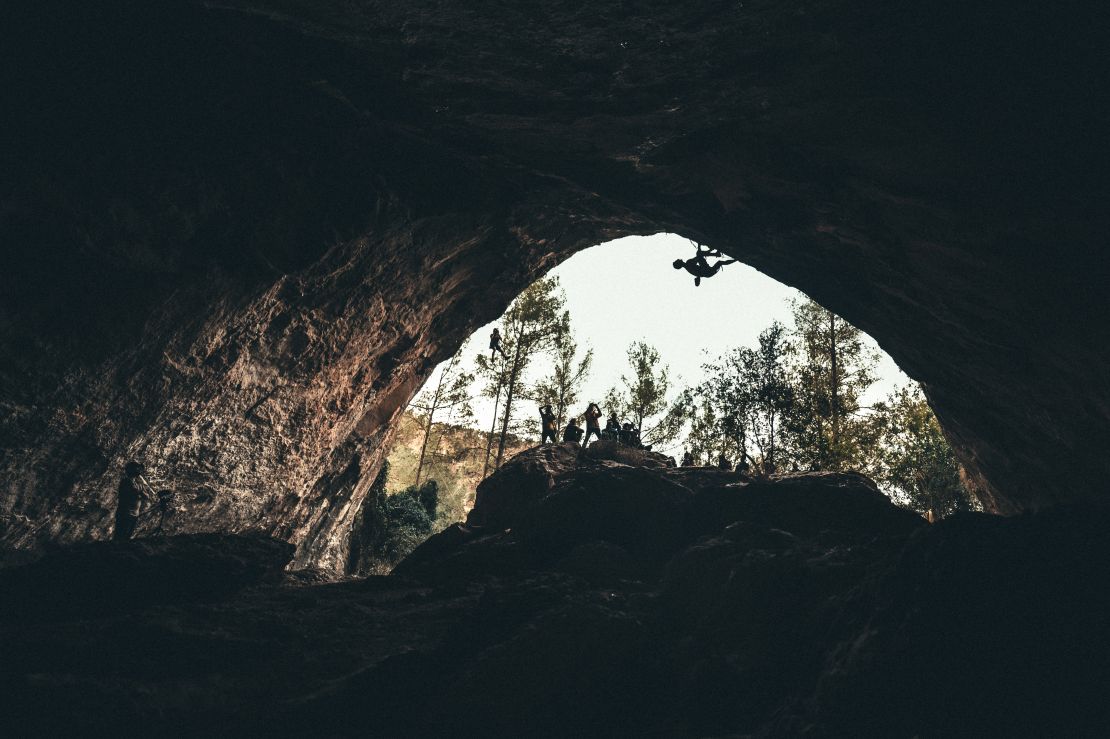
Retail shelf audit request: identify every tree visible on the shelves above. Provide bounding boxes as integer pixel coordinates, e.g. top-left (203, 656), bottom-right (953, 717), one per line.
top-left (695, 322), bottom-right (794, 472)
top-left (532, 311), bottom-right (593, 430)
top-left (680, 392), bottom-right (725, 466)
top-left (345, 460), bottom-right (438, 575)
top-left (409, 350), bottom-right (474, 487)
top-left (873, 386), bottom-right (975, 521)
top-left (606, 341), bottom-right (684, 448)
top-left (475, 277), bottom-right (566, 475)
top-left (742, 322), bottom-right (795, 471)
top-left (787, 299), bottom-right (878, 471)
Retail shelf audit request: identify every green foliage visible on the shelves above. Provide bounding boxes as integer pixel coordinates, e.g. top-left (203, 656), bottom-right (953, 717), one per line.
top-left (871, 387), bottom-right (975, 520)
top-left (346, 461), bottom-right (438, 575)
top-left (786, 299), bottom-right (879, 471)
top-left (532, 311), bottom-right (593, 430)
top-left (681, 303), bottom-right (975, 517)
top-left (693, 322), bottom-right (794, 472)
top-left (411, 349), bottom-right (475, 487)
top-left (401, 479), bottom-right (439, 519)
top-left (606, 341), bottom-right (683, 447)
top-left (476, 276), bottom-right (568, 472)
top-left (385, 410), bottom-right (527, 528)
top-left (680, 393), bottom-right (724, 465)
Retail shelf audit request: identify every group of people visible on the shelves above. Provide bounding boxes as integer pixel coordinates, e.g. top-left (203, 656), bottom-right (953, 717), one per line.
top-left (679, 451), bottom-right (781, 474)
top-left (539, 402), bottom-right (650, 450)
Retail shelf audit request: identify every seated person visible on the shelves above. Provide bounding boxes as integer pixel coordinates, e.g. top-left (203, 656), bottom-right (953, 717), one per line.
top-left (681, 451), bottom-right (695, 467)
top-left (562, 417), bottom-right (584, 444)
top-left (603, 413), bottom-right (621, 440)
top-left (618, 422), bottom-right (634, 446)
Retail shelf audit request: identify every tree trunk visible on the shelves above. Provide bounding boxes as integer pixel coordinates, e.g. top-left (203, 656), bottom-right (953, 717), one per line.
top-left (414, 368), bottom-right (447, 486)
top-left (414, 412), bottom-right (434, 487)
top-left (495, 341), bottom-right (524, 469)
top-left (481, 373), bottom-right (504, 480)
top-left (829, 312), bottom-right (840, 453)
top-left (768, 412), bottom-right (776, 469)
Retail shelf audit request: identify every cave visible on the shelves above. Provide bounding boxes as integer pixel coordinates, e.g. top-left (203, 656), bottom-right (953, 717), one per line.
top-left (2, 1), bottom-right (1109, 736)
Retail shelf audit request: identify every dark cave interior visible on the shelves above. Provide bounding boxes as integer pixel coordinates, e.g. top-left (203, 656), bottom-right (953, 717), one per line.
top-left (2, 1), bottom-right (1109, 735)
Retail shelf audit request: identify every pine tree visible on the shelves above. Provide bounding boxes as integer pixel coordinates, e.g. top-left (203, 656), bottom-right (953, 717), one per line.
top-left (787, 299), bottom-right (878, 470)
top-left (532, 311), bottom-right (593, 430)
top-left (475, 277), bottom-right (566, 475)
top-left (695, 322), bottom-right (794, 472)
top-left (606, 341), bottom-right (684, 448)
top-left (873, 386), bottom-right (976, 520)
top-left (409, 350), bottom-right (474, 487)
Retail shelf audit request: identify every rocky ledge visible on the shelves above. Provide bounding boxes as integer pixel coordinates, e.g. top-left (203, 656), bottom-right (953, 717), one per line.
top-left (2, 446), bottom-right (1108, 737)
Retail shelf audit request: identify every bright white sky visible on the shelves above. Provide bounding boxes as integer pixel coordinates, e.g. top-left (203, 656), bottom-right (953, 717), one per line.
top-left (413, 233), bottom-right (912, 453)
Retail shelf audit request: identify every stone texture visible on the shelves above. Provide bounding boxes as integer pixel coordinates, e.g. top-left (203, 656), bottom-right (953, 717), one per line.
top-left (466, 443), bottom-right (584, 530)
top-left (0, 534), bottom-right (294, 621)
top-left (4, 452), bottom-right (1107, 736)
top-left (2, 1), bottom-right (1109, 569)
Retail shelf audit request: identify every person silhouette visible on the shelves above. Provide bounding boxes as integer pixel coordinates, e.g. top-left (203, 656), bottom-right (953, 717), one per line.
top-left (562, 417), bottom-right (584, 444)
top-left (673, 243), bottom-right (738, 286)
top-left (539, 404), bottom-right (558, 444)
top-left (114, 460), bottom-right (156, 541)
top-left (603, 412), bottom-right (621, 440)
top-left (583, 402), bottom-right (603, 445)
top-left (489, 328), bottom-right (508, 359)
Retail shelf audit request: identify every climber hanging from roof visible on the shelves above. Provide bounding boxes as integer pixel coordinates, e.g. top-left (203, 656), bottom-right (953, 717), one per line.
top-left (673, 241), bottom-right (738, 286)
top-left (489, 327), bottom-right (508, 359)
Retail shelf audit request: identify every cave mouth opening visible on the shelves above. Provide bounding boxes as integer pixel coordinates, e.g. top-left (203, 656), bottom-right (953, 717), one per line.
top-left (365, 233), bottom-right (976, 574)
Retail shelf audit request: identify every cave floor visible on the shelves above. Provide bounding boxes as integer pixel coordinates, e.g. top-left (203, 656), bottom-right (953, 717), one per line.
top-left (4, 454), bottom-right (1109, 737)
top-left (2, 574), bottom-right (484, 735)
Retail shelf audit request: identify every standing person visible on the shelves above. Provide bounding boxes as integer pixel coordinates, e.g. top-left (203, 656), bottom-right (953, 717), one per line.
top-left (582, 402), bottom-right (602, 445)
top-left (539, 404), bottom-right (558, 444)
top-left (562, 417), bottom-right (584, 444)
top-left (114, 460), bottom-right (156, 541)
top-left (489, 327), bottom-right (508, 359)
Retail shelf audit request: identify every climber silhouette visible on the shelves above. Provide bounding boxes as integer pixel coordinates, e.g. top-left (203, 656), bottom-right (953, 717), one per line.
top-left (489, 327), bottom-right (508, 359)
top-left (114, 460), bottom-right (156, 541)
top-left (673, 243), bottom-right (737, 286)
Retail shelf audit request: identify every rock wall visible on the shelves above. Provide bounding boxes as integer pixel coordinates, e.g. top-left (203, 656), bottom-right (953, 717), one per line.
top-left (2, 1), bottom-right (1109, 568)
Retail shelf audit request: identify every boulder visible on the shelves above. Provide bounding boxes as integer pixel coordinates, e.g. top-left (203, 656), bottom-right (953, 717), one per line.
top-left (688, 472), bottom-right (925, 541)
top-left (466, 443), bottom-right (583, 530)
top-left (582, 440), bottom-right (676, 469)
top-left (0, 534), bottom-right (294, 622)
top-left (813, 504), bottom-right (1110, 738)
top-left (513, 463), bottom-right (694, 569)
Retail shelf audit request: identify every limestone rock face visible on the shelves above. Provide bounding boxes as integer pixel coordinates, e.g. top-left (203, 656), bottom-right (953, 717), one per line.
top-left (2, 1), bottom-right (1109, 568)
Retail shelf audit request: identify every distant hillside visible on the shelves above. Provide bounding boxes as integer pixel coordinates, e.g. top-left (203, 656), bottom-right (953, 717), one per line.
top-left (384, 411), bottom-right (529, 527)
